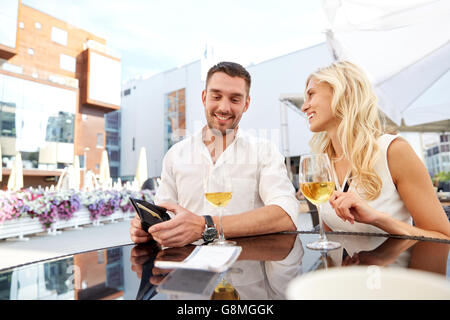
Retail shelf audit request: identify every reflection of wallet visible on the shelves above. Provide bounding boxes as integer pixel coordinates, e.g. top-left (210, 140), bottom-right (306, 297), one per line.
top-left (129, 198), bottom-right (171, 231)
top-left (134, 242), bottom-right (160, 300)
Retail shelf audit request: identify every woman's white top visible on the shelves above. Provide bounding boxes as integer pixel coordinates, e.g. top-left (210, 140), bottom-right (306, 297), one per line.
top-left (321, 134), bottom-right (413, 233)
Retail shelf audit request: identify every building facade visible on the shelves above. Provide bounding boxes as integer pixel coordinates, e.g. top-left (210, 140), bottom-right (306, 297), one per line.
top-left (0, 0), bottom-right (121, 188)
top-left (425, 133), bottom-right (450, 177)
top-left (105, 110), bottom-right (121, 179)
top-left (120, 43), bottom-right (333, 179)
top-left (120, 42), bottom-right (444, 183)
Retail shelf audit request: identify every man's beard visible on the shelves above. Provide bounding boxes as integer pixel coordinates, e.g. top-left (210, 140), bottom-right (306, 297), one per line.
top-left (206, 114), bottom-right (237, 136)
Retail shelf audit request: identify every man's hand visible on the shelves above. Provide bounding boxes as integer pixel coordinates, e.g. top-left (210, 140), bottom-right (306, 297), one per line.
top-left (148, 202), bottom-right (205, 247)
top-left (129, 215), bottom-right (153, 244)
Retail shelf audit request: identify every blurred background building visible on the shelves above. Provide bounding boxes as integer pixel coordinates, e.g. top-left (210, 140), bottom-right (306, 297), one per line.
top-left (120, 44), bottom-right (332, 181)
top-left (426, 134), bottom-right (450, 188)
top-left (0, 0), bottom-right (447, 189)
top-left (0, 0), bottom-right (121, 189)
top-left (120, 43), bottom-right (449, 186)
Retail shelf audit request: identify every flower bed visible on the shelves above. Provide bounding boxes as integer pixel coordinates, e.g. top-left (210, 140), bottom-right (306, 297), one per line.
top-left (0, 188), bottom-right (154, 240)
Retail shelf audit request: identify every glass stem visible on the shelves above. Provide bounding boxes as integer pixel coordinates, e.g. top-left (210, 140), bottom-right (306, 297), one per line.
top-left (218, 206), bottom-right (225, 241)
top-left (317, 203), bottom-right (327, 242)
top-left (321, 252), bottom-right (328, 269)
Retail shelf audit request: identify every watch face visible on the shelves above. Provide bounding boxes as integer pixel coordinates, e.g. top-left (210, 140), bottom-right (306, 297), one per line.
top-left (203, 227), bottom-right (217, 242)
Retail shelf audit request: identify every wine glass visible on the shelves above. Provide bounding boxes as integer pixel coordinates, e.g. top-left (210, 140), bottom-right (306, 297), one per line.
top-left (210, 277), bottom-right (240, 300)
top-left (204, 169), bottom-right (236, 246)
top-left (299, 153), bottom-right (341, 251)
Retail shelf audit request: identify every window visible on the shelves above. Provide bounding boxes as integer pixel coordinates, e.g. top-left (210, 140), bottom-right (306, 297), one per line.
top-left (105, 111), bottom-right (120, 130)
top-left (96, 133), bottom-right (103, 148)
top-left (35, 22), bottom-right (41, 30)
top-left (19, 22), bottom-right (24, 29)
top-left (432, 146), bottom-right (439, 155)
top-left (79, 155), bottom-right (85, 168)
top-left (123, 89), bottom-right (131, 96)
top-left (106, 132), bottom-right (119, 146)
top-left (110, 166), bottom-right (118, 177)
top-left (51, 26), bottom-right (68, 46)
top-left (0, 73), bottom-right (76, 169)
top-left (110, 150), bottom-right (120, 162)
top-left (2, 63), bottom-right (22, 74)
top-left (164, 88), bottom-right (186, 151)
top-left (45, 111), bottom-right (74, 143)
top-left (59, 54), bottom-right (76, 72)
top-left (27, 48), bottom-right (34, 55)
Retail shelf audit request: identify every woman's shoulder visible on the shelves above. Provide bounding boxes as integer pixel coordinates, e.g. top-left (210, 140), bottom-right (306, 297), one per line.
top-left (384, 135), bottom-right (423, 184)
top-left (385, 135), bottom-right (412, 156)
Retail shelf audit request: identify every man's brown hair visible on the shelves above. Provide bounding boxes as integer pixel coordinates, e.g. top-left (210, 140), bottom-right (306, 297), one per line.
top-left (206, 61), bottom-right (251, 96)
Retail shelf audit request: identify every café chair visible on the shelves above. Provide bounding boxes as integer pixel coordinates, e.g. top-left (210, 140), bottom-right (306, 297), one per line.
top-left (286, 266), bottom-right (450, 300)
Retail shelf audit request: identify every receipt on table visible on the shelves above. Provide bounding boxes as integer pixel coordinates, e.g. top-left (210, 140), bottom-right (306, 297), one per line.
top-left (155, 245), bottom-right (242, 273)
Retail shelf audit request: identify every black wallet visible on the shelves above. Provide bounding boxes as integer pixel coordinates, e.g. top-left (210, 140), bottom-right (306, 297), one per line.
top-left (129, 198), bottom-right (171, 231)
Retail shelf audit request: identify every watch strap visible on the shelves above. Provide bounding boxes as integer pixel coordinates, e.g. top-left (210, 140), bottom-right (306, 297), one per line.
top-left (204, 215), bottom-right (214, 228)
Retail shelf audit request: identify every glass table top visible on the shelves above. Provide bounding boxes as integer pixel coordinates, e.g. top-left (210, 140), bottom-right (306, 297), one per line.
top-left (0, 232), bottom-right (448, 300)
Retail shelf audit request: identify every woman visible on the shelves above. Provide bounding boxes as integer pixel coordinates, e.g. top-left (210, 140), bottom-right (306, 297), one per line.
top-left (301, 61), bottom-right (450, 240)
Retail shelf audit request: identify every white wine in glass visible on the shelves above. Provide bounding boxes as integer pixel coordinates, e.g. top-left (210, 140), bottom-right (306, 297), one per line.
top-left (204, 192), bottom-right (232, 208)
top-left (205, 171), bottom-right (236, 246)
top-left (210, 278), bottom-right (240, 300)
top-left (299, 153), bottom-right (341, 251)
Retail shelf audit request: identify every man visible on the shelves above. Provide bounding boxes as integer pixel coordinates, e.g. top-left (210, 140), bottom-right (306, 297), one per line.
top-left (130, 61), bottom-right (298, 247)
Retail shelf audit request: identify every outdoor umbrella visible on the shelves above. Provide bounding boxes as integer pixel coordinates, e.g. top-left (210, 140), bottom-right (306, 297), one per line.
top-left (7, 153), bottom-right (23, 191)
top-left (7, 156), bottom-right (15, 191)
top-left (323, 0), bottom-right (450, 131)
top-left (135, 147), bottom-right (148, 189)
top-left (73, 155), bottom-right (81, 190)
top-left (98, 150), bottom-right (111, 189)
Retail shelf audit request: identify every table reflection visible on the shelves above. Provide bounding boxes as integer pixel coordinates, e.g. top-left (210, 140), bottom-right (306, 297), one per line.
top-left (0, 232), bottom-right (448, 300)
top-left (0, 247), bottom-right (124, 300)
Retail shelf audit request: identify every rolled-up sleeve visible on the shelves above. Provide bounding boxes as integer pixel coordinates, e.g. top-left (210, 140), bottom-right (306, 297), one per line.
top-left (258, 141), bottom-right (299, 229)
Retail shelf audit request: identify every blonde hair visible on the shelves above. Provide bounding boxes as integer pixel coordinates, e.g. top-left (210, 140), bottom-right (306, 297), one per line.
top-left (305, 61), bottom-right (386, 200)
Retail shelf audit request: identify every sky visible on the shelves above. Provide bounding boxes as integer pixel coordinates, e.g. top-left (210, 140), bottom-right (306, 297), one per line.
top-left (19, 0), bottom-right (443, 147)
top-left (21, 0), bottom-right (329, 84)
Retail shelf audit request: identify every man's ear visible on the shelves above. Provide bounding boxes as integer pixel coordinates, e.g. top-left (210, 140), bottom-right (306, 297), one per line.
top-left (243, 95), bottom-right (250, 113)
top-left (201, 89), bottom-right (207, 107)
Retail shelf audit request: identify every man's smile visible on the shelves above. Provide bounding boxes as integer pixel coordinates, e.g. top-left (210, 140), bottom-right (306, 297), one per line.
top-left (214, 113), bottom-right (233, 123)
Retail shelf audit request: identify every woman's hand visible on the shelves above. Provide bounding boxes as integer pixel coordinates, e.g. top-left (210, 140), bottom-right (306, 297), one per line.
top-left (329, 191), bottom-right (380, 225)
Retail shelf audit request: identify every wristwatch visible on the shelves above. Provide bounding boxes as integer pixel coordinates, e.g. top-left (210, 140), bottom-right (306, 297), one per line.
top-left (202, 215), bottom-right (217, 243)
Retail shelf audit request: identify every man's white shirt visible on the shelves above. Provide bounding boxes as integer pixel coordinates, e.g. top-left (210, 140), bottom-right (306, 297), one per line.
top-left (154, 128), bottom-right (299, 228)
